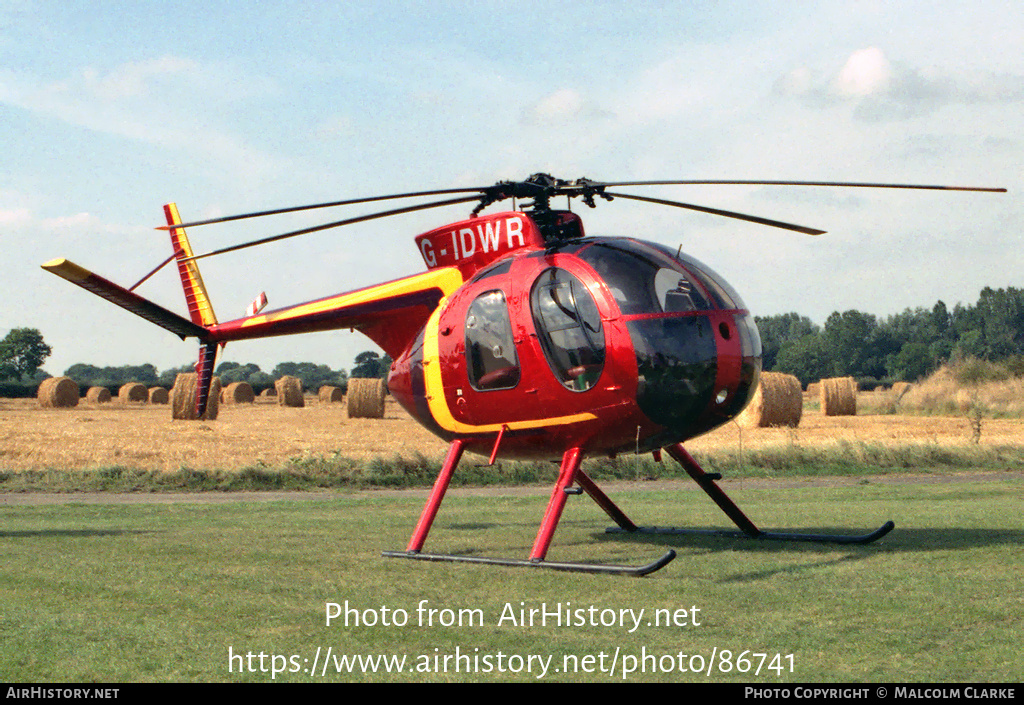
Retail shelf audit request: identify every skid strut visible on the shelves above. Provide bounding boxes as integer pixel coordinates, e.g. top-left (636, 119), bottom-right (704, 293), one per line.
top-left (384, 440), bottom-right (676, 575)
top-left (605, 443), bottom-right (894, 545)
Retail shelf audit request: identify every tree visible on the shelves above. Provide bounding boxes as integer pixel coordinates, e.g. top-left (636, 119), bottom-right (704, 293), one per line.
top-left (774, 334), bottom-right (831, 388)
top-left (63, 362), bottom-right (158, 387)
top-left (888, 342), bottom-right (934, 382)
top-left (755, 313), bottom-right (819, 371)
top-left (822, 310), bottom-right (897, 380)
top-left (350, 350), bottom-right (392, 379)
top-left (217, 362), bottom-right (263, 384)
top-left (271, 361), bottom-right (347, 391)
top-left (158, 364), bottom-right (196, 388)
top-left (0, 328), bottom-right (52, 380)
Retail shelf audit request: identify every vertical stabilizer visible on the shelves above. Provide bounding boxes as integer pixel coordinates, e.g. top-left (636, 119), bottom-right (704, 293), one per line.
top-left (165, 203), bottom-right (218, 327)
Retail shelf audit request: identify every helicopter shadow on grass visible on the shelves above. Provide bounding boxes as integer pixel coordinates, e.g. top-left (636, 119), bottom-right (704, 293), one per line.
top-left (592, 524), bottom-right (1024, 553)
top-left (584, 525), bottom-right (1024, 581)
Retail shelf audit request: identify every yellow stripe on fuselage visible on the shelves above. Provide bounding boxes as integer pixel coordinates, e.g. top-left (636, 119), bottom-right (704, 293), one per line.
top-left (236, 267), bottom-right (465, 329)
top-left (421, 304), bottom-right (598, 435)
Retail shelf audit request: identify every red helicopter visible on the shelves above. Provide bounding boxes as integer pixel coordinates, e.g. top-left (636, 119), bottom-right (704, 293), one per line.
top-left (43, 174), bottom-right (1005, 575)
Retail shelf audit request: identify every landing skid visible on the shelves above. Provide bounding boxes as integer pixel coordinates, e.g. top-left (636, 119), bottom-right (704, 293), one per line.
top-left (384, 441), bottom-right (675, 577)
top-left (384, 440), bottom-right (893, 577)
top-left (607, 521), bottom-right (894, 545)
top-left (382, 549), bottom-right (677, 576)
top-left (610, 444), bottom-right (895, 546)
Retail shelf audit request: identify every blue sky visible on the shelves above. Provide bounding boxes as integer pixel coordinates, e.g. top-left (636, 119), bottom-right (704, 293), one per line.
top-left (2, 1), bottom-right (1021, 376)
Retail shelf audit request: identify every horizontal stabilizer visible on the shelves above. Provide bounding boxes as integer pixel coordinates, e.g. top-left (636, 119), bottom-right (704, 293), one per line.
top-left (42, 258), bottom-right (208, 340)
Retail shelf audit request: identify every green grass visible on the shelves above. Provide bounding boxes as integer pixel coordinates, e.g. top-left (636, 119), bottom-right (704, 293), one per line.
top-left (2, 477), bottom-right (1021, 682)
top-left (4, 443), bottom-right (1024, 493)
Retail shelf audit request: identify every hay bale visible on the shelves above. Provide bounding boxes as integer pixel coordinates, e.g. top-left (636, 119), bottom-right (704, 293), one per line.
top-left (319, 385), bottom-right (344, 404)
top-left (821, 376), bottom-right (857, 416)
top-left (275, 376), bottom-right (304, 407)
top-left (86, 386), bottom-right (112, 403)
top-left (148, 387), bottom-right (169, 404)
top-left (171, 373), bottom-right (221, 420)
top-left (806, 382), bottom-right (820, 397)
top-left (119, 382), bottom-right (148, 403)
top-left (37, 377), bottom-right (79, 408)
top-left (224, 381), bottom-right (255, 404)
top-left (347, 377), bottom-right (386, 418)
top-left (737, 372), bottom-right (803, 428)
top-left (259, 387), bottom-right (277, 398)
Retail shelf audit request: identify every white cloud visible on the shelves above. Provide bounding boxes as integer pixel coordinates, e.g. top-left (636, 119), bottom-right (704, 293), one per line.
top-left (0, 207), bottom-right (31, 227)
top-left (833, 47), bottom-right (893, 97)
top-left (81, 56), bottom-right (199, 100)
top-left (41, 212), bottom-right (102, 232)
top-left (776, 47), bottom-right (1024, 120)
top-left (533, 88), bottom-right (585, 122)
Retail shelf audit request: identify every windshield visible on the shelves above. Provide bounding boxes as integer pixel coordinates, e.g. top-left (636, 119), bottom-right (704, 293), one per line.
top-left (575, 239), bottom-right (737, 315)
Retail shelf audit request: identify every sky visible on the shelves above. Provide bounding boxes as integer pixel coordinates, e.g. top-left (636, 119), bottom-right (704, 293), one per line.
top-left (2, 0), bottom-right (1021, 377)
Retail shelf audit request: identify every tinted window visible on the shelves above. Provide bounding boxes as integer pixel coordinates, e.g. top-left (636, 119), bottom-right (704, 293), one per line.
top-left (530, 268), bottom-right (605, 391)
top-left (465, 290), bottom-right (520, 391)
top-left (645, 242), bottom-right (746, 310)
top-left (577, 241), bottom-right (712, 314)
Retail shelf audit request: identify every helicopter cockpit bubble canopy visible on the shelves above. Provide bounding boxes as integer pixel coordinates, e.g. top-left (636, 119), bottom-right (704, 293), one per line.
top-left (570, 237), bottom-right (763, 442)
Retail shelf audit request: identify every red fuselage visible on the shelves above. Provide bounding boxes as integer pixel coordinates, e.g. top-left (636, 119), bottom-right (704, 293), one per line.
top-left (388, 212), bottom-right (762, 459)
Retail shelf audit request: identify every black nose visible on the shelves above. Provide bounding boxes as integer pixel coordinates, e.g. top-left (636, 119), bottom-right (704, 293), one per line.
top-left (628, 315), bottom-right (718, 437)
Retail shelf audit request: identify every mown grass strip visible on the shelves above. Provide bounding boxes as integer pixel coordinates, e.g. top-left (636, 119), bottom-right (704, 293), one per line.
top-left (3, 443), bottom-right (1023, 493)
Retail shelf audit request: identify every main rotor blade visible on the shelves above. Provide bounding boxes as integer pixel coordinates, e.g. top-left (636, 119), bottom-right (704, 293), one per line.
top-left (584, 179), bottom-right (1006, 193)
top-left (603, 191), bottom-right (826, 235)
top-left (158, 186), bottom-right (490, 230)
top-left (179, 195), bottom-right (482, 262)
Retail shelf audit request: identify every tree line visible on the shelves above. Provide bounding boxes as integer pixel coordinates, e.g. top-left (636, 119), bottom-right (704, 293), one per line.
top-left (0, 328), bottom-right (392, 396)
top-left (59, 353), bottom-right (392, 395)
top-left (759, 286), bottom-right (1024, 387)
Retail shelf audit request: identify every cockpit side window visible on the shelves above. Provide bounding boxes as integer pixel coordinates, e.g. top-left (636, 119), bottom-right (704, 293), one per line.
top-left (530, 268), bottom-right (605, 391)
top-left (645, 242), bottom-right (745, 310)
top-left (577, 241), bottom-right (712, 315)
top-left (465, 290), bottom-right (520, 391)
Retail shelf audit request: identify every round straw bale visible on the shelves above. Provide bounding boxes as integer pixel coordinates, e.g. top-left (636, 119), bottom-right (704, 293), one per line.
top-left (119, 382), bottom-right (148, 403)
top-left (820, 376), bottom-right (857, 416)
top-left (275, 376), bottom-right (304, 407)
top-left (319, 385), bottom-right (344, 403)
top-left (148, 387), bottom-right (169, 404)
top-left (86, 386), bottom-right (112, 403)
top-left (347, 377), bottom-right (386, 418)
top-left (171, 373), bottom-right (221, 420)
top-left (806, 382), bottom-right (820, 398)
top-left (259, 387), bottom-right (276, 398)
top-left (736, 372), bottom-right (803, 428)
top-left (37, 377), bottom-right (79, 408)
top-left (224, 381), bottom-right (255, 404)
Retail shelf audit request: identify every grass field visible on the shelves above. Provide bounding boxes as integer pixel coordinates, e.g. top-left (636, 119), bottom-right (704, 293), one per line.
top-left (2, 395), bottom-right (1022, 682)
top-left (2, 476), bottom-right (1022, 682)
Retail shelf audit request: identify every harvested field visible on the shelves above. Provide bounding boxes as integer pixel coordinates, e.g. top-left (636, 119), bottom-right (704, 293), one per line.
top-left (1, 394), bottom-right (1022, 473)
